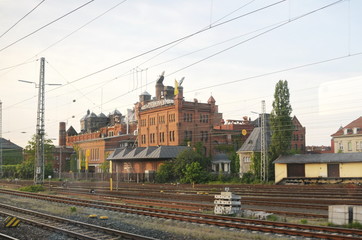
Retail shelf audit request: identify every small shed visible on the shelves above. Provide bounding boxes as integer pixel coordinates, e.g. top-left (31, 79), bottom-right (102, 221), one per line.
top-left (273, 153), bottom-right (362, 184)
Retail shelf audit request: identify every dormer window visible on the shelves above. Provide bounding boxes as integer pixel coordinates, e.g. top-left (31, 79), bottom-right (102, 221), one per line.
top-left (353, 127), bottom-right (360, 134)
top-left (343, 128), bottom-right (352, 135)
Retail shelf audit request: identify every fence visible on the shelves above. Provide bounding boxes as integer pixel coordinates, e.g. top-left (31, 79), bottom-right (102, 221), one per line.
top-left (60, 172), bottom-right (156, 183)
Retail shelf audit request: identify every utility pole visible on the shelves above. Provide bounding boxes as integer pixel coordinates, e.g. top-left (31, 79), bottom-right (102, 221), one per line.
top-left (20, 58), bottom-right (61, 184)
top-left (34, 57), bottom-right (46, 185)
top-left (260, 100), bottom-right (267, 182)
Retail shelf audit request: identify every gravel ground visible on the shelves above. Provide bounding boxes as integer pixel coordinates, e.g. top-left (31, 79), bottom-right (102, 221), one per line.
top-left (0, 193), bottom-right (311, 240)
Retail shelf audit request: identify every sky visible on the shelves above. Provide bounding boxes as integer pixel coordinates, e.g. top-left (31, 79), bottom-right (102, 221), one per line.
top-left (0, 0), bottom-right (361, 148)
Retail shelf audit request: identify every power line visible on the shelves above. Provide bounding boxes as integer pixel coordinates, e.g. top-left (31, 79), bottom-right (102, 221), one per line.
top-left (59, 0), bottom-right (287, 86)
top-left (166, 0), bottom-right (345, 77)
top-left (0, 0), bottom-right (46, 39)
top-left (0, 0), bottom-right (95, 53)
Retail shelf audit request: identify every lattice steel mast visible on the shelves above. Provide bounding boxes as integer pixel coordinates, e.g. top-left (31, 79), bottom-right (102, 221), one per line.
top-left (260, 100), bottom-right (267, 182)
top-left (34, 57), bottom-right (45, 184)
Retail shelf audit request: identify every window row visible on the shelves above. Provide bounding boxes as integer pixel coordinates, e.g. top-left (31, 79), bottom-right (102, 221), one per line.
top-left (293, 134), bottom-right (304, 141)
top-left (140, 131), bottom-right (176, 144)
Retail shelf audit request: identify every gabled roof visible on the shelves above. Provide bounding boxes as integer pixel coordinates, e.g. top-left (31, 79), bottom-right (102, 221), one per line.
top-left (0, 138), bottom-right (22, 150)
top-left (237, 127), bottom-right (261, 152)
top-left (237, 127), bottom-right (272, 153)
top-left (331, 116), bottom-right (362, 137)
top-left (107, 146), bottom-right (188, 161)
top-left (273, 152), bottom-right (362, 164)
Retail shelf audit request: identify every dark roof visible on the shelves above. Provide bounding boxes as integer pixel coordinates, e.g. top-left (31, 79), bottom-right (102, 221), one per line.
top-left (273, 153), bottom-right (362, 164)
top-left (212, 153), bottom-right (231, 163)
top-left (107, 146), bottom-right (189, 161)
top-left (0, 138), bottom-right (22, 150)
top-left (237, 127), bottom-right (261, 152)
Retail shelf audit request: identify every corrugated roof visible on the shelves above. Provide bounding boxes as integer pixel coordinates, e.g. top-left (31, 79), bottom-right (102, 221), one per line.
top-left (273, 152), bottom-right (362, 164)
top-left (107, 146), bottom-right (188, 161)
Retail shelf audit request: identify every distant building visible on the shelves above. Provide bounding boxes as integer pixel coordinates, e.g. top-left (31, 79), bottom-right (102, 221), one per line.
top-left (0, 138), bottom-right (23, 165)
top-left (306, 145), bottom-right (332, 154)
top-left (273, 153), bottom-right (362, 184)
top-left (237, 115), bottom-right (305, 176)
top-left (64, 109), bottom-right (138, 173)
top-left (331, 116), bottom-right (362, 153)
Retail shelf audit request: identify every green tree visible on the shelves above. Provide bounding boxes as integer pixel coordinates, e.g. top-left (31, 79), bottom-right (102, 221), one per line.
top-left (155, 148), bottom-right (210, 183)
top-left (21, 135), bottom-right (55, 179)
top-left (181, 161), bottom-right (207, 184)
top-left (269, 80), bottom-right (293, 180)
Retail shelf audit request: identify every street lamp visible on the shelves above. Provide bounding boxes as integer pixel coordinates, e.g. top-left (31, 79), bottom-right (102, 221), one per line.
top-left (19, 57), bottom-right (61, 185)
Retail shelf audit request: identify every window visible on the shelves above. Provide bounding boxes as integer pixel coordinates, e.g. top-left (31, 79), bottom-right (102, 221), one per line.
top-left (140, 119), bottom-right (147, 127)
top-left (149, 117), bottom-right (156, 126)
top-left (168, 113), bottom-right (175, 122)
top-left (109, 131), bottom-right (114, 136)
top-left (169, 131), bottom-right (175, 142)
top-left (158, 115), bottom-right (165, 124)
top-left (141, 135), bottom-right (146, 144)
top-left (184, 130), bottom-right (192, 141)
top-left (338, 142), bottom-right (343, 151)
top-left (348, 142), bottom-right (352, 151)
top-left (243, 156), bottom-right (251, 163)
top-left (149, 133), bottom-right (155, 143)
top-left (159, 132), bottom-right (165, 143)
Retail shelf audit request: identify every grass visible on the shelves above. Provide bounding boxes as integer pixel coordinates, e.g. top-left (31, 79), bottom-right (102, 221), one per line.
top-left (18, 185), bottom-right (45, 192)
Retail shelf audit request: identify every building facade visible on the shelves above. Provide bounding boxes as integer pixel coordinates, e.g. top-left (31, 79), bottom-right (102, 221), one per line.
top-left (274, 153), bottom-right (362, 184)
top-left (64, 109), bottom-right (137, 173)
top-left (331, 116), bottom-right (362, 153)
top-left (237, 115), bottom-right (305, 176)
top-left (135, 73), bottom-right (222, 156)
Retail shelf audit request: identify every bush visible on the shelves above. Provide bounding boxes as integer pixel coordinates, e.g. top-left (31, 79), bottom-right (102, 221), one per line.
top-left (266, 214), bottom-right (278, 221)
top-left (19, 185), bottom-right (45, 192)
top-left (300, 219), bottom-right (308, 224)
top-left (70, 206), bottom-right (77, 213)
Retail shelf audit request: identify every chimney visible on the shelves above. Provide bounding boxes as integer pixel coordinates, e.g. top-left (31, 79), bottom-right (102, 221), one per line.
top-left (59, 122), bottom-right (66, 146)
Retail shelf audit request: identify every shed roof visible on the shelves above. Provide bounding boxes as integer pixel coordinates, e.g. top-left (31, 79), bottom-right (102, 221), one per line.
top-left (273, 153), bottom-right (362, 164)
top-left (107, 146), bottom-right (189, 161)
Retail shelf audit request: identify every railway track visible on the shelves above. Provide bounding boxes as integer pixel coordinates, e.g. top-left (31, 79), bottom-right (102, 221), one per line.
top-left (0, 188), bottom-right (361, 239)
top-left (0, 202), bottom-right (156, 240)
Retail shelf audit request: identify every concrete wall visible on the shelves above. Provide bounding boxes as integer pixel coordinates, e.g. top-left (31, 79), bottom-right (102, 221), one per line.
top-left (340, 163), bottom-right (362, 177)
top-left (305, 164), bottom-right (327, 178)
top-left (274, 163), bottom-right (287, 183)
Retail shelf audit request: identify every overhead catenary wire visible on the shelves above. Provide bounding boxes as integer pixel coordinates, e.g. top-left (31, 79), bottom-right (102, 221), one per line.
top-left (51, 0), bottom-right (287, 88)
top-left (0, 0), bottom-right (46, 39)
top-left (0, 0), bottom-right (96, 53)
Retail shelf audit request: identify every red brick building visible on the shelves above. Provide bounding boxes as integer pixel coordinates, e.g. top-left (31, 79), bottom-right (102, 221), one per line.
top-left (64, 110), bottom-right (137, 173)
top-left (135, 73), bottom-right (222, 156)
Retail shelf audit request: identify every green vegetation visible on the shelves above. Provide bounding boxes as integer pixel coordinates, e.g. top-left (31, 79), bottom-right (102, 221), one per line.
top-left (300, 219), bottom-right (308, 224)
top-left (156, 146), bottom-right (210, 184)
top-left (2, 135), bottom-right (55, 179)
top-left (70, 206), bottom-right (77, 213)
top-left (266, 214), bottom-right (278, 221)
top-left (19, 185), bottom-right (45, 192)
top-left (269, 80), bottom-right (293, 181)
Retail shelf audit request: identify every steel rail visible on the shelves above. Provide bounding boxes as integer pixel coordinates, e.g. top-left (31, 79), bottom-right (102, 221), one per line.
top-left (0, 188), bottom-right (360, 239)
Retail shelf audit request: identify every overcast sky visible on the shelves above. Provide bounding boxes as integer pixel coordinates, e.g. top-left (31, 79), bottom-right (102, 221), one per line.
top-left (1, 0), bottom-right (361, 148)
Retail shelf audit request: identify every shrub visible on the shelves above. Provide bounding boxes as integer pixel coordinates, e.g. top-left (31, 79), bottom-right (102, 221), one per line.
top-left (70, 206), bottom-right (77, 213)
top-left (19, 185), bottom-right (45, 192)
top-left (300, 219), bottom-right (308, 224)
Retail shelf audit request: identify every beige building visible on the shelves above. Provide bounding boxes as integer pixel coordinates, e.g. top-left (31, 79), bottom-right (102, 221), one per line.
top-left (331, 116), bottom-right (362, 153)
top-left (273, 153), bottom-right (362, 184)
